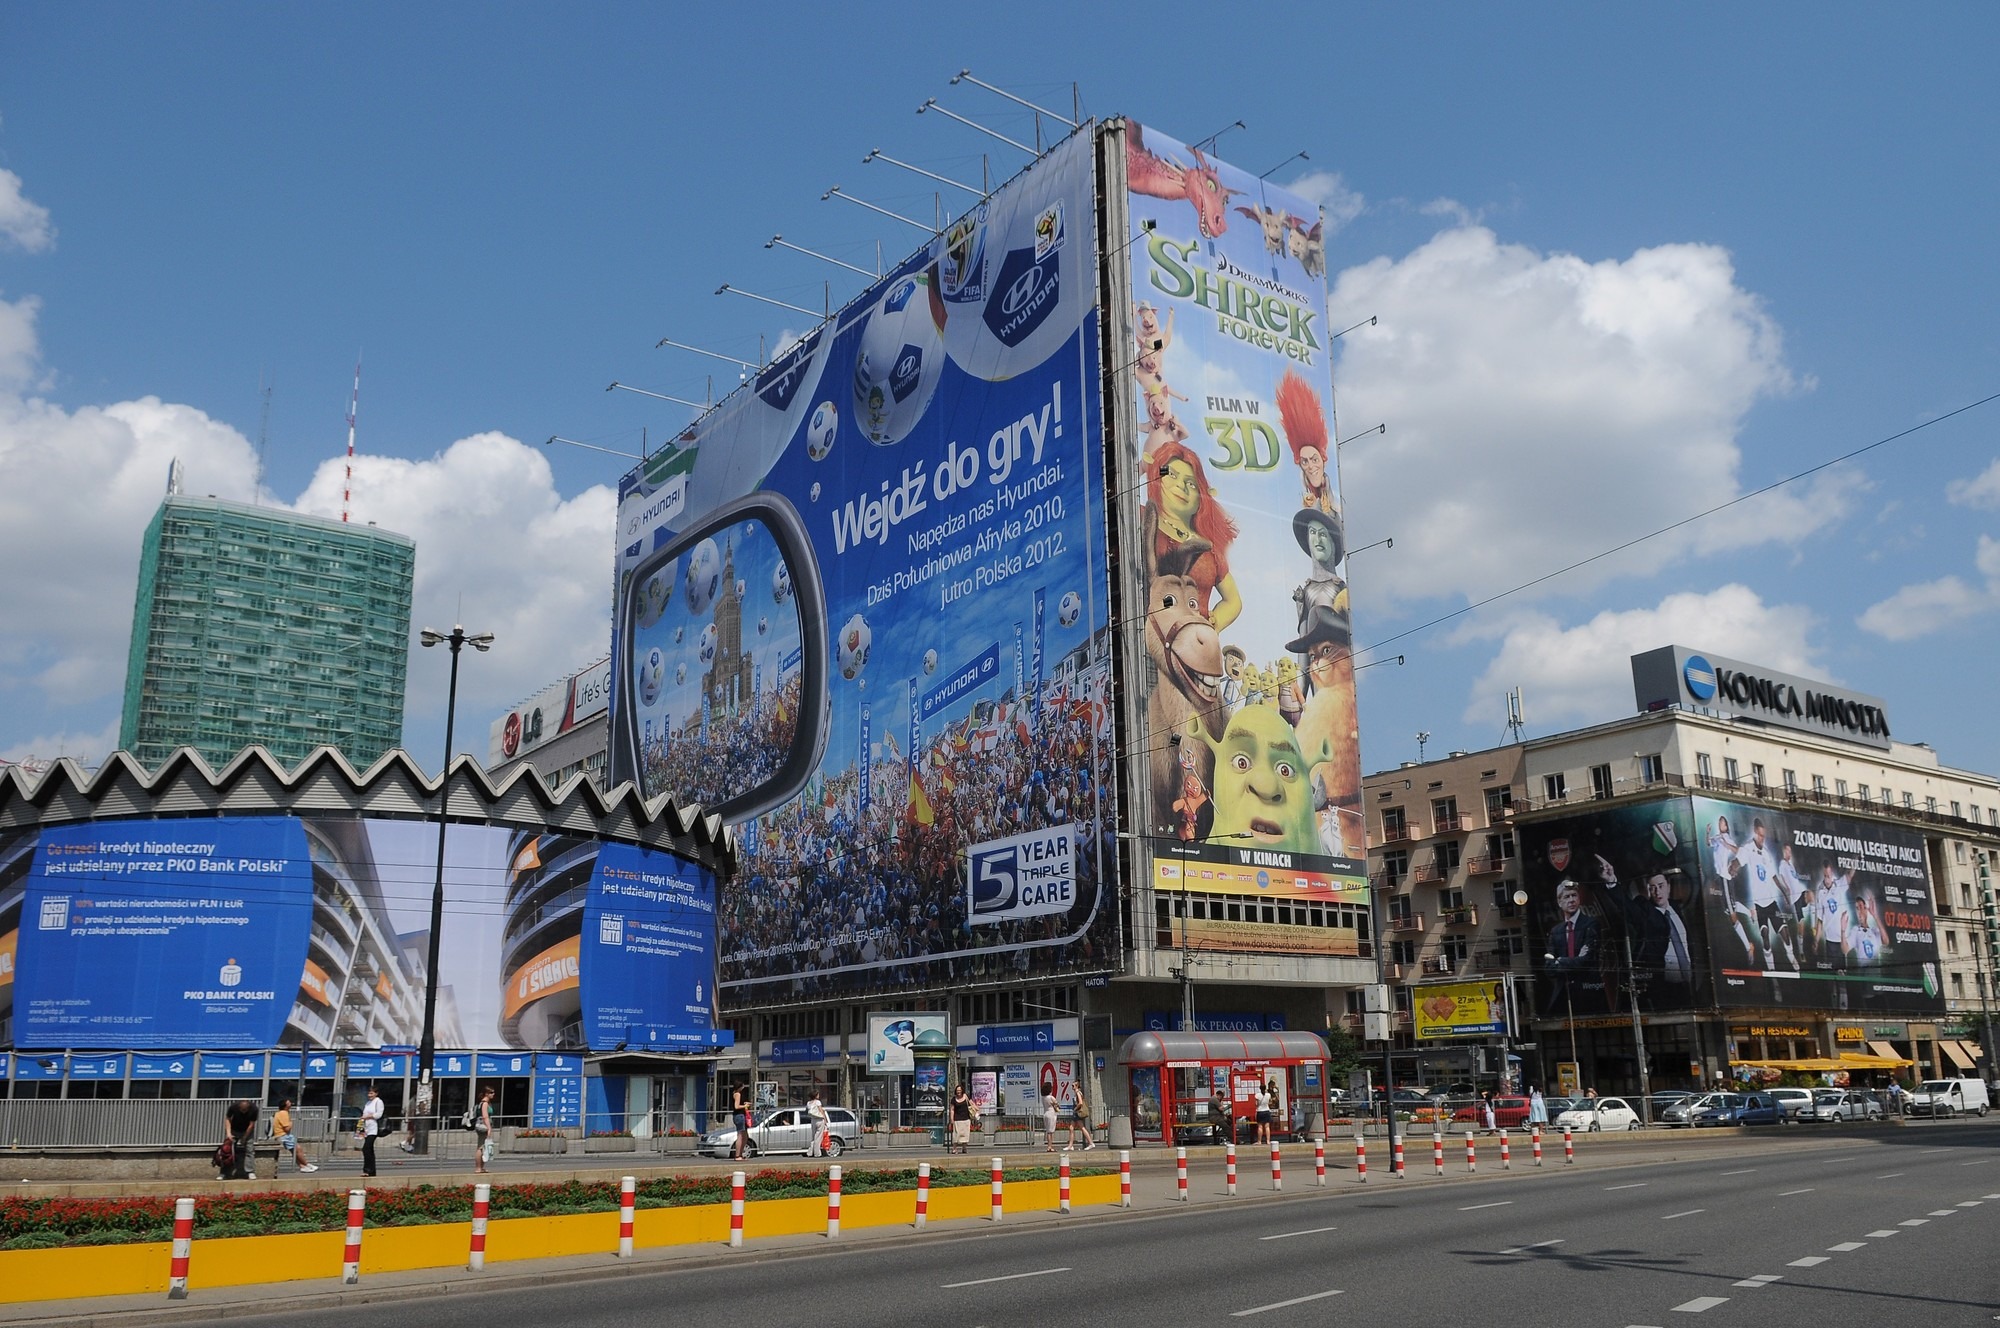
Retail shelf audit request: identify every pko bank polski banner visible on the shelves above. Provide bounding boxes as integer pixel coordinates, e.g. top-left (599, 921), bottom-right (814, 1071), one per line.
top-left (607, 127), bottom-right (1115, 1002)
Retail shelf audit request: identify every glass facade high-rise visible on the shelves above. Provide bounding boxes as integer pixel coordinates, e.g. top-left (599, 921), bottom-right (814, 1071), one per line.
top-left (119, 496), bottom-right (416, 769)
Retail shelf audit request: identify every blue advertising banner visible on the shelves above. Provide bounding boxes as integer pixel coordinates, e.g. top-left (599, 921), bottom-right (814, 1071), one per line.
top-left (477, 1052), bottom-right (534, 1077)
top-left (268, 1052), bottom-right (338, 1080)
top-left (579, 842), bottom-right (715, 1050)
top-left (14, 817), bottom-right (313, 1048)
top-left (974, 1022), bottom-right (1054, 1054)
top-left (531, 1052), bottom-right (583, 1128)
top-left (607, 127), bottom-right (1115, 1001)
top-left (0, 1052), bottom-right (8, 1079)
top-left (130, 1054), bottom-right (195, 1080)
top-left (199, 1052), bottom-right (266, 1080)
top-left (14, 1053), bottom-right (63, 1080)
top-left (347, 1054), bottom-right (407, 1079)
top-left (68, 1053), bottom-right (128, 1080)
top-left (769, 1037), bottom-right (824, 1065)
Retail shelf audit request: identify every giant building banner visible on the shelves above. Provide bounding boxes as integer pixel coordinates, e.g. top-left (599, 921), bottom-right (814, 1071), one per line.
top-left (606, 129), bottom-right (1115, 1002)
top-left (1111, 122), bottom-right (1366, 929)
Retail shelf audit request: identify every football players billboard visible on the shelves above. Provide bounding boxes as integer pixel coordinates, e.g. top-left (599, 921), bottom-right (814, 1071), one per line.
top-left (1108, 121), bottom-right (1366, 934)
top-left (605, 128), bottom-right (1116, 1002)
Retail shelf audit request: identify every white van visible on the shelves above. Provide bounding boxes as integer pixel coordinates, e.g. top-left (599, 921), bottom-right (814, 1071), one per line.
top-left (1907, 1078), bottom-right (1991, 1118)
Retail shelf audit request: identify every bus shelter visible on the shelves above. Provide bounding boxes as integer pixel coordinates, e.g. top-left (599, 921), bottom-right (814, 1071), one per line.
top-left (1116, 1030), bottom-right (1332, 1145)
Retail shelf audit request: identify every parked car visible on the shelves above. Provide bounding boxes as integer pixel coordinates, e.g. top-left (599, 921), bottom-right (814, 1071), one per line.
top-left (1768, 1088), bottom-right (1814, 1122)
top-left (1908, 1078), bottom-right (1992, 1118)
top-left (699, 1106), bottom-right (861, 1158)
top-left (1692, 1091), bottom-right (1783, 1126)
top-left (1450, 1095), bottom-right (1533, 1128)
top-left (1554, 1096), bottom-right (1641, 1132)
top-left (1659, 1092), bottom-right (1731, 1127)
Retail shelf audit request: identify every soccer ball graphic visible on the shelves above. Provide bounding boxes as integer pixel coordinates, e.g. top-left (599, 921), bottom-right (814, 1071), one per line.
top-left (638, 647), bottom-right (665, 706)
top-left (757, 616), bottom-right (769, 637)
top-left (674, 625), bottom-right (684, 644)
top-left (674, 662), bottom-right (686, 686)
top-left (922, 648), bottom-right (937, 675)
top-left (698, 622), bottom-right (718, 665)
top-left (772, 562), bottom-right (792, 603)
top-left (684, 538), bottom-right (721, 614)
top-left (809, 481), bottom-right (822, 503)
top-left (1058, 590), bottom-right (1081, 627)
top-left (735, 578), bottom-right (746, 602)
top-left (638, 566), bottom-right (673, 627)
top-left (806, 401), bottom-right (837, 460)
top-left (837, 613), bottom-right (872, 680)
top-left (853, 274), bottom-right (945, 446)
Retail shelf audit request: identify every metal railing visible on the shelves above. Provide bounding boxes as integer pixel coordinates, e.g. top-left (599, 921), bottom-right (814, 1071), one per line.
top-left (0, 1101), bottom-right (332, 1149)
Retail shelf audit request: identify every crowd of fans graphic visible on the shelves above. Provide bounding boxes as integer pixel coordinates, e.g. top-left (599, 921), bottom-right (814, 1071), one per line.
top-left (640, 674), bottom-right (804, 811)
top-left (720, 662), bottom-right (1117, 999)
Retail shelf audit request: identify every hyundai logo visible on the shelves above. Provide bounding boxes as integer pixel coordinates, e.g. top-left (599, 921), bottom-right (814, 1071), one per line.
top-left (1001, 265), bottom-right (1043, 315)
top-left (1682, 654), bottom-right (1717, 702)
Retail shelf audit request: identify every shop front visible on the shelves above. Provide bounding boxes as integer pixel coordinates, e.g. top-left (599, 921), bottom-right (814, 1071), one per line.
top-left (1115, 1030), bottom-right (1331, 1146)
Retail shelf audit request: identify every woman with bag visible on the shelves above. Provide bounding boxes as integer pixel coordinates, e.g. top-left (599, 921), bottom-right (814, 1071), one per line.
top-left (1066, 1082), bottom-right (1094, 1151)
top-left (472, 1085), bottom-right (495, 1174)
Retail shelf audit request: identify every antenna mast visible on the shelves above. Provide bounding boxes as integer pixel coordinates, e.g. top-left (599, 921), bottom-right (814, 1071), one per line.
top-left (1504, 687), bottom-right (1526, 743)
top-left (342, 356), bottom-right (361, 523)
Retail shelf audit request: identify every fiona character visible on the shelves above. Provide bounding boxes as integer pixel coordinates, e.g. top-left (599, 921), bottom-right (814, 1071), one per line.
top-left (1143, 439), bottom-right (1241, 632)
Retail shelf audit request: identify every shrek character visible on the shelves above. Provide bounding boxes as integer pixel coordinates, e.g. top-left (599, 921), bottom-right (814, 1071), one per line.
top-left (1182, 706), bottom-right (1322, 852)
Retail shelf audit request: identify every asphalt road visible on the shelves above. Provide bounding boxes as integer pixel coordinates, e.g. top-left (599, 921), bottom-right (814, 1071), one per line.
top-left (109, 1125), bottom-right (2000, 1327)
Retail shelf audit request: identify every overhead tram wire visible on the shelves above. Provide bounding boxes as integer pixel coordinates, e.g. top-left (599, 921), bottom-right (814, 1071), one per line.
top-left (1351, 388), bottom-right (2000, 663)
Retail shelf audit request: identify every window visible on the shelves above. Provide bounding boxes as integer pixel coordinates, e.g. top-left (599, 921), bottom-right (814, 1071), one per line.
top-left (1639, 753), bottom-right (1664, 784)
top-left (1836, 779), bottom-right (1848, 798)
top-left (1951, 972), bottom-right (1965, 997)
top-left (1484, 786), bottom-right (1514, 820)
top-left (1440, 888), bottom-right (1466, 911)
top-left (1724, 757), bottom-right (1740, 784)
top-left (1856, 783), bottom-right (1869, 801)
top-left (1812, 774), bottom-right (1826, 795)
top-left (1382, 850), bottom-right (1408, 882)
top-left (1590, 764), bottom-right (1614, 799)
top-left (1432, 796), bottom-right (1459, 830)
top-left (1495, 926), bottom-right (1525, 955)
top-left (1494, 883), bottom-right (1520, 914)
top-left (1696, 752), bottom-right (1714, 781)
top-left (1904, 792), bottom-right (1915, 810)
top-left (1946, 931), bottom-right (1960, 955)
top-left (1382, 806), bottom-right (1407, 840)
top-left (1750, 763), bottom-right (1767, 793)
top-left (1951, 801), bottom-right (1962, 819)
top-left (1543, 772), bottom-right (1567, 801)
top-left (1436, 840), bottom-right (1462, 873)
top-left (1926, 796), bottom-right (1938, 815)
top-left (1391, 940), bottom-right (1417, 967)
top-left (1955, 842), bottom-right (1967, 864)
top-left (1440, 936), bottom-right (1470, 964)
top-left (1962, 882), bottom-right (1975, 912)
top-left (1500, 831), bottom-right (1517, 860)
top-left (1388, 894), bottom-right (1415, 923)
top-left (1782, 769), bottom-right (1797, 794)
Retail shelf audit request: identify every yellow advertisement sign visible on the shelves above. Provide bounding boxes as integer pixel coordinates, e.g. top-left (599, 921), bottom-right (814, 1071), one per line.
top-left (1174, 916), bottom-right (1361, 957)
top-left (1412, 980), bottom-right (1507, 1039)
top-left (0, 928), bottom-right (14, 993)
top-left (1153, 854), bottom-right (1366, 905)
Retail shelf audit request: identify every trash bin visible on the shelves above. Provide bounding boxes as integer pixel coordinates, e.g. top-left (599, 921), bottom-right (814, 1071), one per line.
top-left (1108, 1114), bottom-right (1134, 1149)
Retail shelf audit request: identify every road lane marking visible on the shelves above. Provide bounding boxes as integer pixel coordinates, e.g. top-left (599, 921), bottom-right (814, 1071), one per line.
top-left (1231, 1290), bottom-right (1343, 1316)
top-left (941, 1268), bottom-right (1071, 1288)
top-left (1864, 1229), bottom-right (1899, 1237)
top-left (1920, 1148), bottom-right (1954, 1154)
top-left (1788, 1256), bottom-right (1830, 1267)
top-left (1719, 1168), bottom-right (1757, 1175)
top-left (1460, 1201), bottom-right (1513, 1211)
top-left (1899, 1219), bottom-right (1929, 1226)
top-left (1821, 1157), bottom-right (1855, 1163)
top-left (1497, 1239), bottom-right (1564, 1255)
top-left (1828, 1242), bottom-right (1867, 1252)
top-left (1877, 1173), bottom-right (1905, 1179)
top-left (1605, 1182), bottom-right (1648, 1190)
top-left (1958, 1201), bottom-right (1983, 1207)
top-left (1260, 1225), bottom-right (1340, 1241)
top-left (1986, 1194), bottom-right (2000, 1199)
top-left (1778, 1188), bottom-right (1815, 1196)
top-left (1962, 1159), bottom-right (1995, 1166)
top-left (1927, 1209), bottom-right (1959, 1217)
top-left (1732, 1275), bottom-right (1783, 1288)
top-left (1671, 1296), bottom-right (1730, 1312)
top-left (1662, 1209), bottom-right (1705, 1220)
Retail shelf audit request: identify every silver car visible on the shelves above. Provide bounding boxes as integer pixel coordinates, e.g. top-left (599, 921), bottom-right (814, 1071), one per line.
top-left (700, 1106), bottom-right (861, 1158)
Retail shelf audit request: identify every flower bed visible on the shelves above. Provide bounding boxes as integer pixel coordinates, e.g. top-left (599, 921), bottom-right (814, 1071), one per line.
top-left (0, 1166), bottom-right (1110, 1251)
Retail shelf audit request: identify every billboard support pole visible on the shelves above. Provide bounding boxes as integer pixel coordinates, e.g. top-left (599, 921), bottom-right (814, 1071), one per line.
top-left (1622, 932), bottom-right (1651, 1123)
top-left (416, 625), bottom-right (494, 1109)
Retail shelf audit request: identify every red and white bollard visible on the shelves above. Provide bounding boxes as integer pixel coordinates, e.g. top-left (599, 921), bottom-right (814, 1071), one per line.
top-left (1351, 1134), bottom-right (1363, 1184)
top-left (915, 1162), bottom-right (930, 1229)
top-left (167, 1196), bottom-right (194, 1299)
top-left (468, 1183), bottom-right (489, 1271)
top-left (1176, 1145), bottom-right (1188, 1202)
top-left (1432, 1130), bottom-right (1445, 1177)
top-left (1465, 1135), bottom-right (1477, 1173)
top-left (1119, 1150), bottom-right (1132, 1207)
top-left (1225, 1141), bottom-right (1237, 1195)
top-left (1316, 1137), bottom-right (1327, 1187)
top-left (618, 1175), bottom-right (636, 1257)
top-left (827, 1165), bottom-right (842, 1237)
top-left (1392, 1132), bottom-right (1406, 1178)
top-left (1532, 1126), bottom-right (1543, 1167)
top-left (729, 1170), bottom-right (745, 1248)
top-left (341, 1188), bottom-right (365, 1285)
top-left (1270, 1142), bottom-right (1283, 1192)
top-left (990, 1157), bottom-right (1004, 1222)
top-left (1058, 1152), bottom-right (1071, 1214)
top-left (1563, 1126), bottom-right (1575, 1165)
top-left (1500, 1130), bottom-right (1511, 1170)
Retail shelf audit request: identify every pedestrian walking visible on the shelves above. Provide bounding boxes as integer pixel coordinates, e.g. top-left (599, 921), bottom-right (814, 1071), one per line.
top-left (271, 1098), bottom-right (319, 1174)
top-left (1042, 1088), bottom-right (1061, 1151)
top-left (472, 1086), bottom-right (495, 1174)
top-left (217, 1098), bottom-right (259, 1180)
top-left (358, 1085), bottom-right (384, 1177)
top-left (1256, 1081), bottom-right (1276, 1146)
top-left (729, 1082), bottom-right (751, 1161)
top-left (950, 1084), bottom-right (974, 1154)
top-left (1888, 1080), bottom-right (1905, 1117)
top-left (805, 1091), bottom-right (829, 1158)
top-left (1067, 1082), bottom-right (1094, 1151)
top-left (1528, 1086), bottom-right (1548, 1126)
top-left (1480, 1091), bottom-right (1497, 1134)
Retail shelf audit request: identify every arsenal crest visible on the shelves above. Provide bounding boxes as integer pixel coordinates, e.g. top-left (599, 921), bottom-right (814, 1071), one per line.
top-left (1547, 838), bottom-right (1571, 872)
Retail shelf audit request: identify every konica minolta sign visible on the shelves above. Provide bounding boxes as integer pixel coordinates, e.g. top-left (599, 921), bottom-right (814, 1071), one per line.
top-left (1631, 645), bottom-right (1892, 750)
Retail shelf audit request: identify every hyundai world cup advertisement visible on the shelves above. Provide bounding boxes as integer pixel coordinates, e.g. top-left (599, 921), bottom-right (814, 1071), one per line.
top-left (1112, 122), bottom-right (1366, 931)
top-left (607, 128), bottom-right (1116, 1001)
top-left (4, 816), bottom-right (718, 1051)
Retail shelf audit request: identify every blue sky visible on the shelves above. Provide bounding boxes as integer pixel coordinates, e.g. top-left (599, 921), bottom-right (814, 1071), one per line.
top-left (1, 3), bottom-right (1996, 779)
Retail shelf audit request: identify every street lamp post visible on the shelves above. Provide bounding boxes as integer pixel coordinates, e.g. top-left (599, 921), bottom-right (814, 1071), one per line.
top-left (1622, 931), bottom-right (1652, 1124)
top-left (415, 625), bottom-right (493, 1142)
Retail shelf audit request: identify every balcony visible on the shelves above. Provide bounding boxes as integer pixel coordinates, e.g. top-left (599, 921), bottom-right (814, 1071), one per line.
top-left (1369, 869), bottom-right (1406, 889)
top-left (1465, 856), bottom-right (1504, 876)
top-left (1475, 948), bottom-right (1520, 970)
top-left (1388, 914), bottom-right (1426, 934)
top-left (1433, 812), bottom-right (1463, 833)
top-left (1440, 905), bottom-right (1480, 928)
top-left (1380, 823), bottom-right (1415, 844)
top-left (1338, 1012), bottom-right (1365, 1030)
top-left (1410, 861), bottom-right (1446, 884)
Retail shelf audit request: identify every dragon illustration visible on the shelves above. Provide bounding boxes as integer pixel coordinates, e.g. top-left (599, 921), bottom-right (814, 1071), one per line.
top-left (1127, 122), bottom-right (1238, 239)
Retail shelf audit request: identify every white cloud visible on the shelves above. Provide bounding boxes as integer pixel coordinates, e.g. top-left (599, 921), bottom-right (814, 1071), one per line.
top-left (0, 716), bottom-right (120, 770)
top-left (1287, 170), bottom-right (1365, 233)
top-left (1332, 227), bottom-right (1851, 615)
top-left (1946, 457), bottom-right (2000, 510)
top-left (0, 167), bottom-right (54, 253)
top-left (1463, 584), bottom-right (1822, 727)
top-left (291, 434), bottom-right (617, 739)
top-left (0, 292), bottom-right (40, 387)
top-left (1857, 534), bottom-right (2000, 641)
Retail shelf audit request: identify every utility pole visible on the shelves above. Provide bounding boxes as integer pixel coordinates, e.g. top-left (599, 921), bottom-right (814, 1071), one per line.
top-left (1979, 854), bottom-right (1999, 1081)
top-left (1623, 932), bottom-right (1652, 1123)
